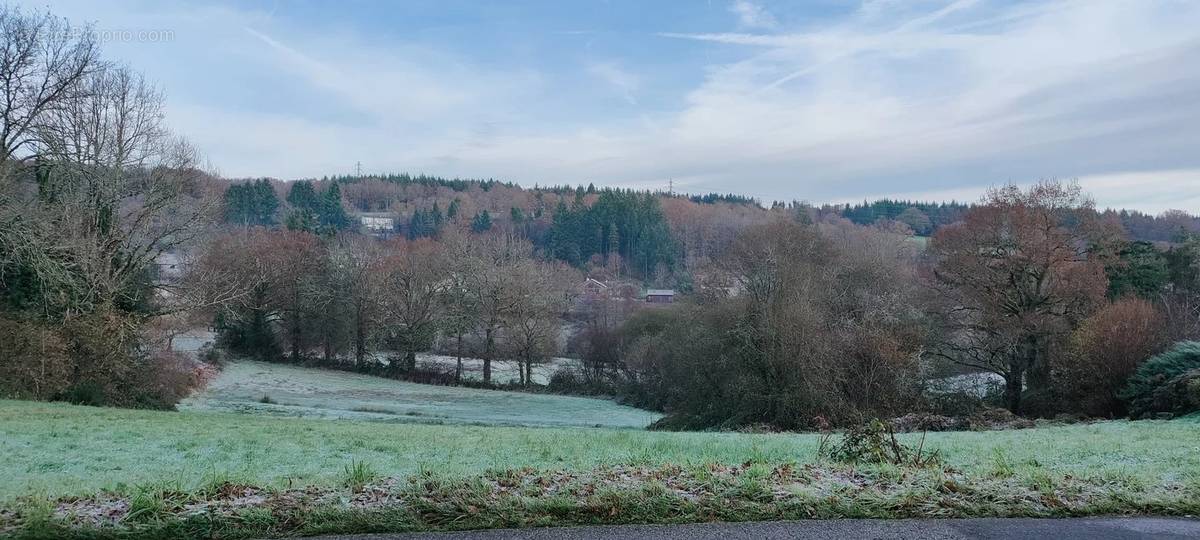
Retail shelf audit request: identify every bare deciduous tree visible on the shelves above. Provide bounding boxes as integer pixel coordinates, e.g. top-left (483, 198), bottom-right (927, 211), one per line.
top-left (380, 237), bottom-right (448, 373)
top-left (929, 180), bottom-right (1119, 414)
top-left (503, 260), bottom-right (576, 386)
top-left (0, 5), bottom-right (101, 171)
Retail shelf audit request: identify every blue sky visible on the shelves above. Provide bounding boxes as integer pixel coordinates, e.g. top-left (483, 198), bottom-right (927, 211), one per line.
top-left (20, 0), bottom-right (1200, 213)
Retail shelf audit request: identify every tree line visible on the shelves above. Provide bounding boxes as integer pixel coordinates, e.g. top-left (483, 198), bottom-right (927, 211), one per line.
top-left (567, 182), bottom-right (1200, 428)
top-left (206, 227), bottom-right (576, 386)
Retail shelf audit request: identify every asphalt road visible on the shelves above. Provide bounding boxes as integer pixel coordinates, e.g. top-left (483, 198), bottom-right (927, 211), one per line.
top-left (302, 517), bottom-right (1200, 540)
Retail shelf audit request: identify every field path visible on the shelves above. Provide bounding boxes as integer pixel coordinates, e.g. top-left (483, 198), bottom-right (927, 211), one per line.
top-left (304, 517), bottom-right (1200, 539)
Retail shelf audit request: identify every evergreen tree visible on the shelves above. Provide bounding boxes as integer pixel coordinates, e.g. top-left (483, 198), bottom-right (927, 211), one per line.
top-left (470, 210), bottom-right (492, 233)
top-left (286, 181), bottom-right (320, 213)
top-left (223, 180), bottom-right (279, 226)
top-left (285, 181), bottom-right (320, 232)
top-left (253, 179), bottom-right (279, 225)
top-left (408, 209), bottom-right (433, 239)
top-left (1106, 241), bottom-right (1170, 299)
top-left (320, 182), bottom-right (351, 231)
top-left (447, 198), bottom-right (460, 221)
top-left (431, 202), bottom-right (444, 228)
top-left (546, 189), bottom-right (675, 277)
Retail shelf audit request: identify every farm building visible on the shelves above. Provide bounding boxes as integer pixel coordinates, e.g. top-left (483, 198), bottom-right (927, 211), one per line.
top-left (645, 289), bottom-right (675, 303)
top-left (581, 277), bottom-right (610, 296)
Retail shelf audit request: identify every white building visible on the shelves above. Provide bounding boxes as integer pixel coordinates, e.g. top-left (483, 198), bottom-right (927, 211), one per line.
top-left (360, 215), bottom-right (395, 231)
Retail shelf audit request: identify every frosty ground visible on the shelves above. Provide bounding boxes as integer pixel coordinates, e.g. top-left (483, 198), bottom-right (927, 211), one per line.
top-left (1, 363), bottom-right (1198, 539)
top-left (178, 360), bottom-right (657, 428)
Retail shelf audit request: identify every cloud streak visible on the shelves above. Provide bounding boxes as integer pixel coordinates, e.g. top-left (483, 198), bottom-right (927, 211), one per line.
top-left (29, 0), bottom-right (1200, 215)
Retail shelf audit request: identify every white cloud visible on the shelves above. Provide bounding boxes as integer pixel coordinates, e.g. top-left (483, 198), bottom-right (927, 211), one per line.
top-left (588, 62), bottom-right (640, 105)
top-left (730, 0), bottom-right (778, 30)
top-left (25, 0), bottom-right (1200, 213)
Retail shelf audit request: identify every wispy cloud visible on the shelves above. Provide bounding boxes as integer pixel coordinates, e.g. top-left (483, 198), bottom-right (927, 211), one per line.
top-left (33, 0), bottom-right (1200, 214)
top-left (730, 0), bottom-right (778, 30)
top-left (588, 61), bottom-right (640, 105)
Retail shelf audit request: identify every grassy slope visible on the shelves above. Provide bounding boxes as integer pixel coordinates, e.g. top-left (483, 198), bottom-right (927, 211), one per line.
top-left (178, 360), bottom-right (659, 429)
top-left (3, 399), bottom-right (1199, 500)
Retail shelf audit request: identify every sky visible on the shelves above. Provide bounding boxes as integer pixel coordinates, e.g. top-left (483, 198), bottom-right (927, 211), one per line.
top-left (19, 0), bottom-right (1200, 213)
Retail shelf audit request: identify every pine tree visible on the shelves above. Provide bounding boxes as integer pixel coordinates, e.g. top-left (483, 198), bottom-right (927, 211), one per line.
top-left (470, 210), bottom-right (492, 233)
top-left (447, 198), bottom-right (460, 221)
top-left (431, 202), bottom-right (444, 228)
top-left (408, 209), bottom-right (432, 239)
top-left (253, 179), bottom-right (279, 225)
top-left (320, 183), bottom-right (350, 231)
top-left (287, 181), bottom-right (319, 213)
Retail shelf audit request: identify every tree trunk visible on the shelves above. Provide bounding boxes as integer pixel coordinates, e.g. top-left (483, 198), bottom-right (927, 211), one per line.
top-left (354, 304), bottom-right (367, 371)
top-left (1024, 335), bottom-right (1049, 392)
top-left (1004, 368), bottom-right (1024, 415)
top-left (290, 312), bottom-right (301, 363)
top-left (483, 327), bottom-right (494, 383)
top-left (405, 349), bottom-right (416, 371)
top-left (454, 332), bottom-right (463, 384)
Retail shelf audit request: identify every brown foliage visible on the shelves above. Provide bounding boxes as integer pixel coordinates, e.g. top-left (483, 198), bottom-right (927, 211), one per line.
top-left (628, 218), bottom-right (927, 429)
top-left (930, 180), bottom-right (1119, 414)
top-left (0, 315), bottom-right (71, 399)
top-left (1057, 297), bottom-right (1167, 417)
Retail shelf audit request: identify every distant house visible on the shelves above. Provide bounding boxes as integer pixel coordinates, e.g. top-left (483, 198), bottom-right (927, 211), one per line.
top-left (581, 277), bottom-right (610, 296)
top-left (360, 215), bottom-right (394, 231)
top-left (154, 252), bottom-right (184, 281)
top-left (645, 289), bottom-right (675, 303)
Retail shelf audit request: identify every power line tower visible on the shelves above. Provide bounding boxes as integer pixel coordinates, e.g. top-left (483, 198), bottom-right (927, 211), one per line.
top-left (355, 161), bottom-right (362, 176)
top-left (668, 179), bottom-right (674, 196)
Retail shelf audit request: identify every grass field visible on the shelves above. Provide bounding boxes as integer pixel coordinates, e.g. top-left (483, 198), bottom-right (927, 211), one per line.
top-left (3, 367), bottom-right (1199, 539)
top-left (178, 360), bottom-right (658, 429)
top-left (1, 398), bottom-right (1198, 500)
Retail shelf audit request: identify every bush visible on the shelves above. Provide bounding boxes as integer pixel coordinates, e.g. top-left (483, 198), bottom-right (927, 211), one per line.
top-left (818, 418), bottom-right (941, 467)
top-left (1120, 341), bottom-right (1200, 418)
top-left (198, 344), bottom-right (225, 366)
top-left (0, 316), bottom-right (72, 400)
top-left (547, 367), bottom-right (617, 396)
top-left (132, 351), bottom-right (204, 409)
top-left (0, 309), bottom-right (204, 409)
top-left (1056, 298), bottom-right (1166, 417)
top-left (1147, 369), bottom-right (1200, 418)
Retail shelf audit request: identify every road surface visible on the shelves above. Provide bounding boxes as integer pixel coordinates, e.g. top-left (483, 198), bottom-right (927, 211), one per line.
top-left (302, 517), bottom-right (1200, 540)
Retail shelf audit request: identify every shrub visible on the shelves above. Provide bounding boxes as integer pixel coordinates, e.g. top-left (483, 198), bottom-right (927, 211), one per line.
top-left (818, 418), bottom-right (940, 467)
top-left (198, 344), bottom-right (225, 366)
top-left (1056, 298), bottom-right (1166, 417)
top-left (0, 308), bottom-right (206, 409)
top-left (0, 316), bottom-right (72, 400)
top-left (1148, 369), bottom-right (1200, 418)
top-left (132, 351), bottom-right (203, 409)
top-left (1120, 341), bottom-right (1200, 418)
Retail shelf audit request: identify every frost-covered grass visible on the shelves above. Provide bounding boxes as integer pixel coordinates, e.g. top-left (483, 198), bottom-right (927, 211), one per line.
top-left (2, 401), bottom-right (1199, 538)
top-left (2, 399), bottom-right (1200, 502)
top-left (178, 360), bottom-right (656, 429)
